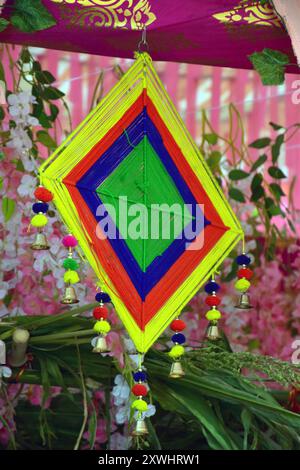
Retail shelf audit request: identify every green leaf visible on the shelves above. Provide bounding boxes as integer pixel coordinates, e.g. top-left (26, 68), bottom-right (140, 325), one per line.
top-left (0, 177), bottom-right (3, 191)
top-left (229, 187), bottom-right (246, 203)
top-left (269, 122), bottom-right (283, 131)
top-left (0, 106), bottom-right (5, 121)
top-left (20, 48), bottom-right (31, 63)
top-left (0, 61), bottom-right (5, 83)
top-left (0, 17), bottom-right (9, 32)
top-left (42, 86), bottom-right (64, 100)
top-left (2, 197), bottom-right (16, 222)
top-left (251, 154), bottom-right (267, 171)
top-left (32, 61), bottom-right (42, 73)
top-left (268, 166), bottom-right (286, 179)
top-left (204, 133), bottom-right (218, 145)
top-left (271, 134), bottom-right (284, 164)
top-left (35, 70), bottom-right (56, 84)
top-left (36, 130), bottom-right (56, 149)
top-left (248, 48), bottom-right (289, 86)
top-left (241, 409), bottom-right (252, 450)
top-left (49, 104), bottom-right (59, 121)
top-left (251, 174), bottom-right (264, 202)
top-left (229, 169), bottom-right (249, 181)
top-left (207, 150), bottom-right (222, 171)
top-left (10, 0), bottom-right (56, 33)
top-left (87, 406), bottom-right (97, 450)
top-left (249, 137), bottom-right (271, 149)
top-left (269, 183), bottom-right (284, 201)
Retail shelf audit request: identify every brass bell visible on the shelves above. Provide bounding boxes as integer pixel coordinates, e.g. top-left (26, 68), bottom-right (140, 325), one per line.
top-left (169, 360), bottom-right (185, 378)
top-left (206, 323), bottom-right (221, 341)
top-left (31, 231), bottom-right (50, 251)
top-left (132, 419), bottom-right (148, 436)
top-left (235, 293), bottom-right (253, 310)
top-left (92, 335), bottom-right (109, 353)
top-left (60, 285), bottom-right (79, 304)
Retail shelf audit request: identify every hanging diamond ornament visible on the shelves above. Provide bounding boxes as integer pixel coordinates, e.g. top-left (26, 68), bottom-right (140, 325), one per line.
top-left (38, 51), bottom-right (243, 353)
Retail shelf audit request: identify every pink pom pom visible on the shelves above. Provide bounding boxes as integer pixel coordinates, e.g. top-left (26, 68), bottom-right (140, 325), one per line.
top-left (62, 235), bottom-right (78, 248)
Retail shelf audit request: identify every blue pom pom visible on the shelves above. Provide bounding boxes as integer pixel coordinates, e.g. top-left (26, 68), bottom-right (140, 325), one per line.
top-left (32, 202), bottom-right (49, 214)
top-left (172, 333), bottom-right (186, 345)
top-left (95, 292), bottom-right (111, 303)
top-left (205, 281), bottom-right (220, 294)
top-left (236, 254), bottom-right (251, 266)
top-left (133, 371), bottom-right (147, 382)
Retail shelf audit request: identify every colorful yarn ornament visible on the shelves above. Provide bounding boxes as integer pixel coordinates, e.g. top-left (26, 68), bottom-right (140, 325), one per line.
top-left (235, 278), bottom-right (250, 292)
top-left (30, 186), bottom-right (52, 251)
top-left (63, 270), bottom-right (80, 284)
top-left (95, 292), bottom-right (111, 304)
top-left (132, 384), bottom-right (147, 397)
top-left (170, 319), bottom-right (186, 332)
top-left (91, 290), bottom-right (111, 352)
top-left (62, 235), bottom-right (78, 248)
top-left (234, 251), bottom-right (254, 310)
top-left (206, 309), bottom-right (221, 321)
top-left (169, 344), bottom-right (185, 358)
top-left (132, 399), bottom-right (148, 412)
top-left (93, 320), bottom-right (111, 334)
top-left (60, 233), bottom-right (80, 304)
top-left (93, 305), bottom-right (108, 320)
top-left (204, 277), bottom-right (223, 341)
top-left (31, 214), bottom-right (48, 228)
top-left (171, 333), bottom-right (185, 344)
top-left (32, 202), bottom-right (49, 214)
top-left (34, 186), bottom-right (53, 203)
top-left (133, 371), bottom-right (147, 382)
top-left (62, 258), bottom-right (79, 270)
top-left (38, 51), bottom-right (243, 354)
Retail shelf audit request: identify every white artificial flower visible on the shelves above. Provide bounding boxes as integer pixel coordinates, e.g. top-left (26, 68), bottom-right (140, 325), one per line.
top-left (129, 353), bottom-right (140, 368)
top-left (134, 403), bottom-right (156, 420)
top-left (123, 337), bottom-right (136, 354)
top-left (115, 404), bottom-right (130, 425)
top-left (0, 281), bottom-right (9, 300)
top-left (7, 127), bottom-right (32, 152)
top-left (112, 374), bottom-right (131, 406)
top-left (17, 174), bottom-right (36, 197)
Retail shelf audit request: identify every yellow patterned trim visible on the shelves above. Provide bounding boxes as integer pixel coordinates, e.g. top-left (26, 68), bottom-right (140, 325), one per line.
top-left (213, 0), bottom-right (281, 28)
top-left (51, 0), bottom-right (157, 30)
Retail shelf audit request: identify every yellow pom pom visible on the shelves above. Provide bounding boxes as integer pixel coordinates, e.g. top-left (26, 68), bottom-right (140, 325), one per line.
top-left (206, 309), bottom-right (221, 321)
top-left (132, 399), bottom-right (148, 412)
top-left (93, 320), bottom-right (111, 334)
top-left (63, 270), bottom-right (80, 284)
top-left (169, 345), bottom-right (185, 359)
top-left (235, 278), bottom-right (250, 292)
top-left (31, 214), bottom-right (48, 228)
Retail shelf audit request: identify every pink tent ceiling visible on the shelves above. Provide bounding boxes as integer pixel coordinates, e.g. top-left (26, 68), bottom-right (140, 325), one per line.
top-left (0, 0), bottom-right (298, 70)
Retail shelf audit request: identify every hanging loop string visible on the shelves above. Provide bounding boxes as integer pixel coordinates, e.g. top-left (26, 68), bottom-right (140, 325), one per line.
top-left (138, 26), bottom-right (149, 52)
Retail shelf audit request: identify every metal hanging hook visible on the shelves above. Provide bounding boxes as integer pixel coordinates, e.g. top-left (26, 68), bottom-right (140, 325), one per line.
top-left (138, 25), bottom-right (149, 52)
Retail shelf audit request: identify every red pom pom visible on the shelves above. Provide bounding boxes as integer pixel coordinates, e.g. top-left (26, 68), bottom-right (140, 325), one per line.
top-left (93, 306), bottom-right (108, 320)
top-left (132, 384), bottom-right (147, 397)
top-left (205, 295), bottom-right (221, 307)
top-left (237, 268), bottom-right (253, 280)
top-left (62, 235), bottom-right (78, 248)
top-left (170, 319), bottom-right (186, 332)
top-left (34, 187), bottom-right (53, 203)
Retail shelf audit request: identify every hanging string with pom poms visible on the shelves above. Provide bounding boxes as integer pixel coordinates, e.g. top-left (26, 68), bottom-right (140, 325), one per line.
top-left (30, 186), bottom-right (53, 250)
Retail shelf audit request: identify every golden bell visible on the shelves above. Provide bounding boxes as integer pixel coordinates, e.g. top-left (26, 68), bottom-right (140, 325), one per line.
top-left (132, 419), bottom-right (148, 436)
top-left (60, 285), bottom-right (79, 304)
top-left (169, 360), bottom-right (185, 378)
top-left (206, 323), bottom-right (221, 341)
top-left (92, 336), bottom-right (109, 353)
top-left (31, 232), bottom-right (50, 251)
top-left (235, 293), bottom-right (253, 310)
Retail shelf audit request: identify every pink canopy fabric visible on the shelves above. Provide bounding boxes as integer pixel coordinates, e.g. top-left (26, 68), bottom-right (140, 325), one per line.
top-left (0, 0), bottom-right (298, 70)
